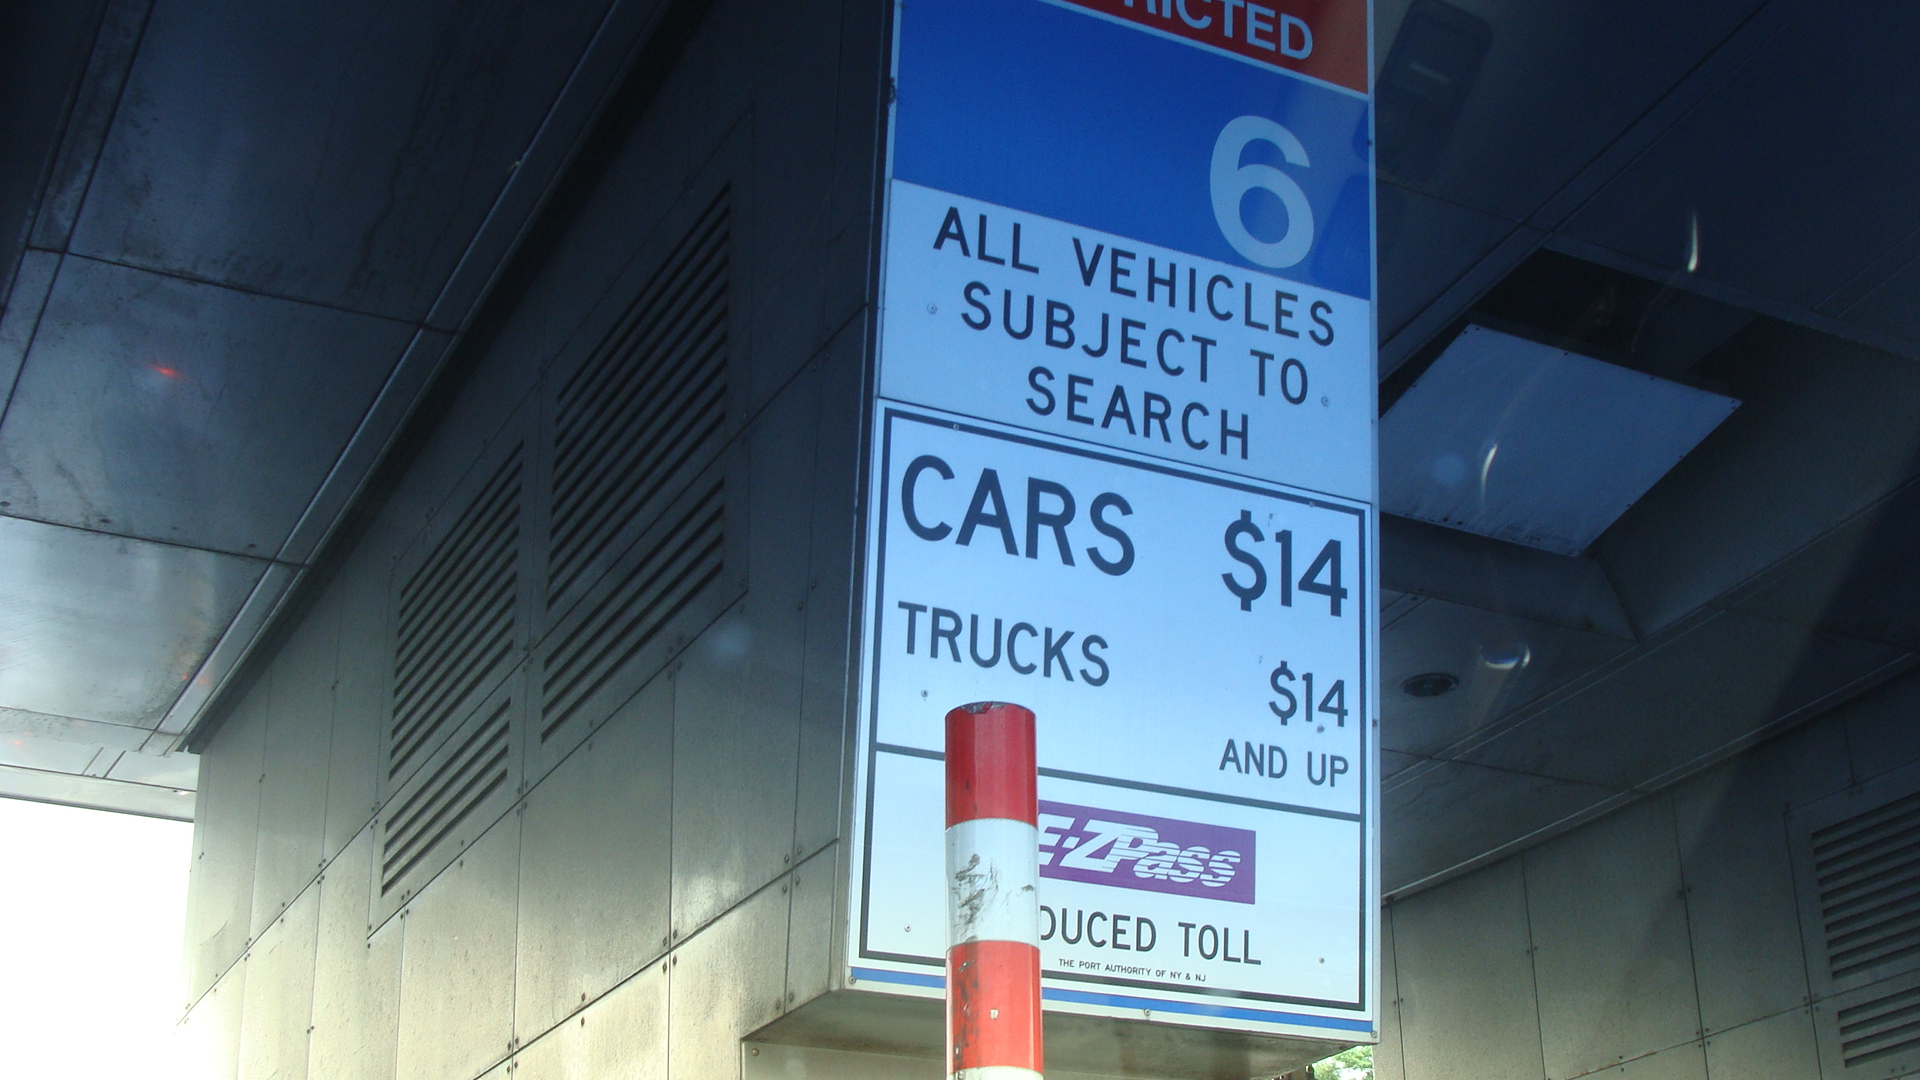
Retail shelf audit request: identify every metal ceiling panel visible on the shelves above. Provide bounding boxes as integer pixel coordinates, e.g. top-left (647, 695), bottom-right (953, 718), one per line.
top-left (0, 707), bottom-right (153, 749)
top-left (1598, 322), bottom-right (1920, 637)
top-left (1561, 4), bottom-right (1920, 312)
top-left (1381, 326), bottom-right (1737, 555)
top-left (0, 513), bottom-right (264, 728)
top-left (0, 250), bottom-right (59, 405)
top-left (1841, 250), bottom-right (1920, 344)
top-left (1374, 0), bottom-right (1767, 223)
top-left (1382, 758), bottom-right (1615, 893)
top-left (0, 732), bottom-right (97, 773)
top-left (1391, 860), bottom-right (1544, 1080)
top-left (0, 257), bottom-right (409, 555)
top-left (394, 813), bottom-right (521, 1080)
top-left (1376, 182), bottom-right (1519, 340)
top-left (1460, 609), bottom-right (1909, 791)
top-left (1381, 748), bottom-right (1423, 780)
top-left (1525, 798), bottom-right (1700, 1080)
top-left (0, 760), bottom-right (193, 819)
top-left (1727, 479), bottom-right (1920, 651)
top-left (66, 0), bottom-right (618, 322)
top-left (1381, 514), bottom-right (1634, 639)
top-left (106, 746), bottom-right (198, 789)
top-left (1381, 596), bottom-right (1633, 757)
top-left (515, 675), bottom-right (673, 1041)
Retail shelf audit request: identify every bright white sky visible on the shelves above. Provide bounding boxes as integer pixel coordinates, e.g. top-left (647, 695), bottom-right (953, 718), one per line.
top-left (0, 798), bottom-right (196, 1080)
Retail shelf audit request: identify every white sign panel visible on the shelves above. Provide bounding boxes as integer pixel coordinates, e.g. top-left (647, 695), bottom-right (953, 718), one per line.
top-left (852, 0), bottom-right (1377, 1042)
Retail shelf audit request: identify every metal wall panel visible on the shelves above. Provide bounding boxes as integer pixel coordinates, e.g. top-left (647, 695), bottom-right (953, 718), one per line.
top-left (308, 828), bottom-right (402, 1080)
top-left (252, 591), bottom-right (340, 937)
top-left (740, 6), bottom-right (844, 412)
top-left (1702, 1008), bottom-right (1820, 1080)
top-left (1394, 859), bottom-right (1544, 1080)
top-left (373, 669), bottom-right (526, 928)
top-left (187, 672), bottom-right (270, 1003)
top-left (238, 882), bottom-right (320, 1080)
top-left (1383, 758), bottom-right (1615, 893)
top-left (326, 552), bottom-right (390, 862)
top-left (1840, 671), bottom-right (1920, 787)
top-left (1674, 720), bottom-right (1846, 1034)
top-left (183, 958), bottom-right (247, 1080)
top-left (785, 845), bottom-right (838, 1010)
top-left (1526, 797), bottom-right (1701, 1080)
top-left (395, 813), bottom-right (522, 1080)
top-left (669, 377), bottom-right (817, 939)
top-left (0, 256), bottom-right (410, 553)
top-left (1463, 609), bottom-right (1906, 790)
top-left (794, 331), bottom-right (864, 859)
top-left (513, 963), bottom-right (669, 1080)
top-left (667, 883), bottom-right (792, 1080)
top-left (1603, 1042), bottom-right (1708, 1080)
top-left (1374, 904), bottom-right (1406, 1080)
top-left (515, 674), bottom-right (674, 1040)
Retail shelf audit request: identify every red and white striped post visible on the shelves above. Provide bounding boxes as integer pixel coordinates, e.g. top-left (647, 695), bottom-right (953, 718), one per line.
top-left (945, 701), bottom-right (1043, 1080)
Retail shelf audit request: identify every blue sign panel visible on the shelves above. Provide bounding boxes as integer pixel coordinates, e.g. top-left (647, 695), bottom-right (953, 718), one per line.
top-left (894, 0), bottom-right (1373, 299)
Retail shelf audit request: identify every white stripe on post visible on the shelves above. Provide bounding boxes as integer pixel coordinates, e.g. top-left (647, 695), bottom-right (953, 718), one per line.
top-left (946, 818), bottom-right (1042, 947)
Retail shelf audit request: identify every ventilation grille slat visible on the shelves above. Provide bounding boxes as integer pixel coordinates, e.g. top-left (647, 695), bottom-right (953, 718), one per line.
top-left (542, 479), bottom-right (726, 742)
top-left (549, 191), bottom-right (729, 605)
top-left (379, 696), bottom-right (513, 896)
top-left (390, 447), bottom-right (523, 783)
top-left (1816, 790), bottom-right (1920, 982)
top-left (1841, 984), bottom-right (1920, 1068)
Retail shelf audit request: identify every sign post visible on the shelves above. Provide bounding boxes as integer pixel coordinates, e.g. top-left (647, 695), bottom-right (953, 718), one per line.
top-left (851, 0), bottom-right (1378, 1047)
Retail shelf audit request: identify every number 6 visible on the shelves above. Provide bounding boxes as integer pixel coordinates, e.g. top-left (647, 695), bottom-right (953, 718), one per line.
top-left (1210, 115), bottom-right (1314, 269)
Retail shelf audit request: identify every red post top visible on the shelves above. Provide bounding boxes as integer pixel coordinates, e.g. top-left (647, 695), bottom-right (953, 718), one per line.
top-left (945, 701), bottom-right (1038, 827)
top-left (1056, 0), bottom-right (1370, 96)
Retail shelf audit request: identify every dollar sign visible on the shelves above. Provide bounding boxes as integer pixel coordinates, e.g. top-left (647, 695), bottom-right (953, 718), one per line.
top-left (1221, 510), bottom-right (1267, 611)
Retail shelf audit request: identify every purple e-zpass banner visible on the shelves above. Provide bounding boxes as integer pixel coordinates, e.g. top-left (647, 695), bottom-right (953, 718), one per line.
top-left (1038, 800), bottom-right (1257, 905)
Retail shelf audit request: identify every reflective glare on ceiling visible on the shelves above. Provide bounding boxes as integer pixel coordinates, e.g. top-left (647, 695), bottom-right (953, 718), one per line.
top-left (1380, 324), bottom-right (1740, 555)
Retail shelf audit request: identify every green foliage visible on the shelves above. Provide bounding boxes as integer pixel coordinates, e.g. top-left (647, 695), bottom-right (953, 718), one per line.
top-left (1310, 1043), bottom-right (1374, 1080)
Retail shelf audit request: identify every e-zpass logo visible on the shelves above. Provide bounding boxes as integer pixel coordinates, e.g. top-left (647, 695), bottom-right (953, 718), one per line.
top-left (1038, 800), bottom-right (1255, 905)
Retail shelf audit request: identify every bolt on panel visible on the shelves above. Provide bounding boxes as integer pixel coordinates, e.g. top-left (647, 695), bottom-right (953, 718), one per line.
top-left (238, 883), bottom-right (321, 1080)
top-left (395, 813), bottom-right (522, 1080)
top-left (308, 828), bottom-right (402, 1080)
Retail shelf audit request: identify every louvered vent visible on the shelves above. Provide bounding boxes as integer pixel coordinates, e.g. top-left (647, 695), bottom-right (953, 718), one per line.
top-left (548, 191), bottom-right (728, 606)
top-left (541, 478), bottom-right (725, 741)
top-left (390, 446), bottom-right (522, 784)
top-left (1838, 982), bottom-right (1920, 1071)
top-left (1812, 789), bottom-right (1920, 983)
top-left (379, 695), bottom-right (512, 896)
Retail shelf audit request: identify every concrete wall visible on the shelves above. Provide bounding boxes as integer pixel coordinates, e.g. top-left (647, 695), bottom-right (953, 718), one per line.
top-left (1376, 668), bottom-right (1920, 1080)
top-left (177, 0), bottom-right (886, 1076)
